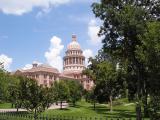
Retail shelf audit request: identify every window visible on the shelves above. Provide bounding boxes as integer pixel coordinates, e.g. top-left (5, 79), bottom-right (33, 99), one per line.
top-left (36, 74), bottom-right (39, 78)
top-left (49, 81), bottom-right (53, 85)
top-left (44, 74), bottom-right (47, 79)
top-left (32, 75), bottom-right (35, 78)
top-left (44, 80), bottom-right (47, 84)
top-left (87, 80), bottom-right (90, 83)
top-left (86, 85), bottom-right (90, 90)
top-left (49, 75), bottom-right (53, 80)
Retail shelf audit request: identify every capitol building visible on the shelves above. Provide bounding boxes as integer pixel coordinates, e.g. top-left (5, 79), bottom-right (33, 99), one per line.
top-left (15, 35), bottom-right (94, 90)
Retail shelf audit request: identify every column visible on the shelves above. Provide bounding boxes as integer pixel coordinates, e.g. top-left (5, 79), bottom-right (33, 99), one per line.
top-left (67, 58), bottom-right (69, 65)
top-left (78, 58), bottom-right (80, 64)
top-left (72, 57), bottom-right (73, 64)
top-left (76, 57), bottom-right (78, 64)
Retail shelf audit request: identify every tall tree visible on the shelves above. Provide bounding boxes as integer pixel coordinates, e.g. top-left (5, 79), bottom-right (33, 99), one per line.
top-left (51, 80), bottom-right (70, 109)
top-left (0, 70), bottom-right (10, 102)
top-left (94, 61), bottom-right (123, 112)
top-left (8, 75), bottom-right (21, 111)
top-left (136, 21), bottom-right (160, 117)
top-left (19, 77), bottom-right (53, 120)
top-left (92, 0), bottom-right (159, 118)
top-left (65, 80), bottom-right (83, 106)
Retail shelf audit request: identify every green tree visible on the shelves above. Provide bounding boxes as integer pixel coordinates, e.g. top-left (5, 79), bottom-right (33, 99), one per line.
top-left (95, 61), bottom-right (121, 112)
top-left (87, 88), bottom-right (97, 110)
top-left (51, 80), bottom-right (69, 109)
top-left (92, 0), bottom-right (159, 118)
top-left (84, 50), bottom-right (125, 112)
top-left (8, 75), bottom-right (21, 111)
top-left (0, 70), bottom-right (10, 102)
top-left (65, 80), bottom-right (83, 106)
top-left (41, 86), bottom-right (54, 109)
top-left (136, 22), bottom-right (160, 117)
top-left (19, 77), bottom-right (52, 120)
top-left (82, 56), bottom-right (102, 110)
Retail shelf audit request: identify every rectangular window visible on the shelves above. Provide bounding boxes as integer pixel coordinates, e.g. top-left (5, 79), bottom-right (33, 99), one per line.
top-left (49, 75), bottom-right (53, 80)
top-left (44, 74), bottom-right (47, 79)
top-left (44, 80), bottom-right (47, 84)
top-left (36, 74), bottom-right (39, 78)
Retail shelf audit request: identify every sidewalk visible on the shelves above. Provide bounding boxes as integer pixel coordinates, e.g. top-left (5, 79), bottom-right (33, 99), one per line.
top-left (0, 102), bottom-right (68, 112)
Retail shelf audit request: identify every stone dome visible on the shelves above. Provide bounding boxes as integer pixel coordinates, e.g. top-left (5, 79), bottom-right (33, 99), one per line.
top-left (67, 35), bottom-right (81, 50)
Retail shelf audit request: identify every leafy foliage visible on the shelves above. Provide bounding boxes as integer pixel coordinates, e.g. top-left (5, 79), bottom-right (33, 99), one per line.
top-left (18, 77), bottom-right (53, 119)
top-left (92, 0), bottom-right (160, 117)
top-left (51, 80), bottom-right (70, 109)
top-left (65, 80), bottom-right (83, 106)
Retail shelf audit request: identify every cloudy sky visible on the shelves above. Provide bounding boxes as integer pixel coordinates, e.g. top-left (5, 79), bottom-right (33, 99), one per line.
top-left (0, 0), bottom-right (102, 72)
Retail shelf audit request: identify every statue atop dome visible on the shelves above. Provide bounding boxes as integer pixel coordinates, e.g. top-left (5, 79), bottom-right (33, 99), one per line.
top-left (72, 34), bottom-right (77, 41)
top-left (67, 34), bottom-right (81, 50)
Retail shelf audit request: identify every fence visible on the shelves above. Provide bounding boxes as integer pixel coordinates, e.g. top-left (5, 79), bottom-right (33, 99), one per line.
top-left (0, 112), bottom-right (148, 120)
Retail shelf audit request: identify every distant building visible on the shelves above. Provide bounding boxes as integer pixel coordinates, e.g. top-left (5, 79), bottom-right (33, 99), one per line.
top-left (15, 35), bottom-right (94, 90)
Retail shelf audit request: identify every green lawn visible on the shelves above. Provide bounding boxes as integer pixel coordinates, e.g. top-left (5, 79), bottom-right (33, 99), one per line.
top-left (0, 99), bottom-right (150, 119)
top-left (0, 103), bottom-right (12, 109)
top-left (42, 99), bottom-right (137, 119)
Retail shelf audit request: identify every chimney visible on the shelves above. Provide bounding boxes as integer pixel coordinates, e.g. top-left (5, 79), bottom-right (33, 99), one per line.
top-left (72, 34), bottom-right (77, 42)
top-left (32, 62), bottom-right (38, 68)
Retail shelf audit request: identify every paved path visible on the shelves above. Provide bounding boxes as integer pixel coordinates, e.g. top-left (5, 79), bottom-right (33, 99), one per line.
top-left (48, 102), bottom-right (68, 109)
top-left (0, 102), bottom-right (68, 112)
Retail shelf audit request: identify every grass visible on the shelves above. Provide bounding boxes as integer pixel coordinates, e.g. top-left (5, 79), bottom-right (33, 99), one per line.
top-left (42, 99), bottom-right (137, 119)
top-left (0, 99), bottom-right (150, 119)
top-left (0, 103), bottom-right (12, 109)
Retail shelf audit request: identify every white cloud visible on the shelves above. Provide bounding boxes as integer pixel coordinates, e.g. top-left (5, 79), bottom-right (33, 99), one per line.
top-left (0, 54), bottom-right (12, 71)
top-left (83, 49), bottom-right (94, 66)
top-left (88, 19), bottom-right (102, 45)
top-left (45, 36), bottom-right (64, 71)
top-left (36, 7), bottom-right (52, 18)
top-left (22, 61), bottom-right (42, 70)
top-left (22, 64), bottom-right (33, 70)
top-left (0, 0), bottom-right (71, 15)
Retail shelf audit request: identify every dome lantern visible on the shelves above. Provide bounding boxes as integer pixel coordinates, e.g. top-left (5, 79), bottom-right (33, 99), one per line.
top-left (72, 34), bottom-right (77, 42)
top-left (67, 35), bottom-right (81, 50)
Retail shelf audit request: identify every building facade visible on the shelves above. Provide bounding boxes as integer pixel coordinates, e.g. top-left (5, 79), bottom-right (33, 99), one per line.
top-left (15, 35), bottom-right (93, 90)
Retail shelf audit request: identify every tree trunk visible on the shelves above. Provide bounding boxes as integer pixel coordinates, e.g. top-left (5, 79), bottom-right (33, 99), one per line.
top-left (73, 101), bottom-right (76, 107)
top-left (143, 78), bottom-right (148, 117)
top-left (11, 104), bottom-right (14, 108)
top-left (15, 104), bottom-right (19, 112)
top-left (93, 101), bottom-right (96, 110)
top-left (136, 103), bottom-right (142, 120)
top-left (34, 109), bottom-right (37, 120)
top-left (135, 64), bottom-right (142, 120)
top-left (143, 91), bottom-right (148, 117)
top-left (60, 101), bottom-right (62, 109)
top-left (109, 96), bottom-right (113, 112)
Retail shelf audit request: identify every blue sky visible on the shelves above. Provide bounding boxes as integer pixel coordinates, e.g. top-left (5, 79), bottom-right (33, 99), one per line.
top-left (0, 0), bottom-right (102, 71)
